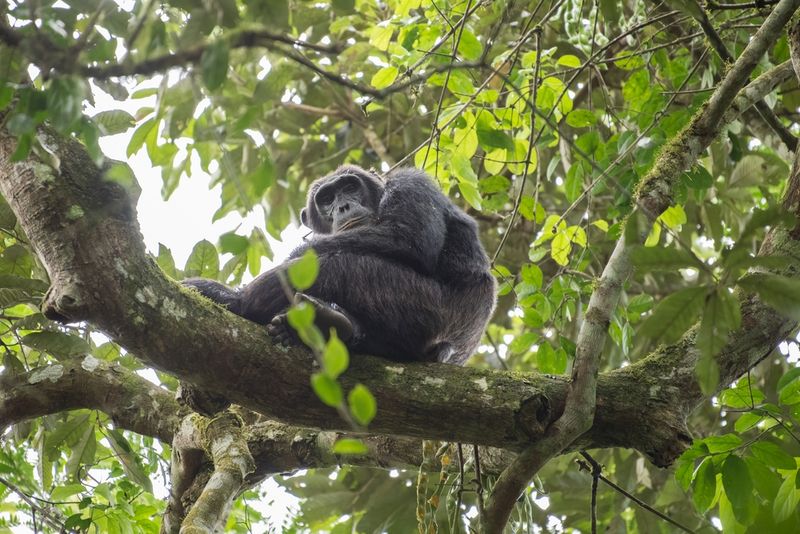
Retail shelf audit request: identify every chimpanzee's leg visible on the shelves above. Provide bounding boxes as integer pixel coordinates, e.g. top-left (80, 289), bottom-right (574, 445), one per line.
top-left (301, 253), bottom-right (447, 362)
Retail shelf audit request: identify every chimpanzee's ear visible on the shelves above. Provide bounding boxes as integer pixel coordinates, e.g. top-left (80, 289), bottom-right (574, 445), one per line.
top-left (300, 208), bottom-right (309, 227)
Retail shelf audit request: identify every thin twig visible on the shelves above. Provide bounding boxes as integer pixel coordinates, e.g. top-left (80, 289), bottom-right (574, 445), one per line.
top-left (577, 452), bottom-right (696, 534)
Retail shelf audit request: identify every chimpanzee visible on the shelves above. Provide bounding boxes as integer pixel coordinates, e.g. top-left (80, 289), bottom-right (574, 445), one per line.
top-left (185, 165), bottom-right (495, 365)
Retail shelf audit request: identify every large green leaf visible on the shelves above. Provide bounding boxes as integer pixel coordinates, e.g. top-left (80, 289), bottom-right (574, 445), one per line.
top-left (721, 455), bottom-right (755, 525)
top-left (201, 41), bottom-right (229, 91)
top-left (107, 429), bottom-right (153, 493)
top-left (630, 245), bottom-right (704, 272)
top-left (640, 286), bottom-right (708, 344)
top-left (184, 240), bottom-right (219, 278)
top-left (738, 273), bottom-right (800, 320)
top-left (692, 457), bottom-right (717, 512)
top-left (21, 332), bottom-right (91, 359)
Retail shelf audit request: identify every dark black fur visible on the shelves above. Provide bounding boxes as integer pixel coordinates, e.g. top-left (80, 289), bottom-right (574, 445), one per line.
top-left (185, 165), bottom-right (495, 364)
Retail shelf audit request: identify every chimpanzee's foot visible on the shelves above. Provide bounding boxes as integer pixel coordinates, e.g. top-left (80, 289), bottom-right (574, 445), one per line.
top-left (266, 293), bottom-right (355, 346)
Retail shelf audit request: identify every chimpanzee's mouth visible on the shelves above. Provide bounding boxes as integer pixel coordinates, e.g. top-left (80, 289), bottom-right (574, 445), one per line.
top-left (336, 215), bottom-right (368, 231)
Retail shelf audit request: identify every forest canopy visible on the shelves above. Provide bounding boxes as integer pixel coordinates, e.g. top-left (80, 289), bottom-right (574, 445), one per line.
top-left (1, 0), bottom-right (800, 532)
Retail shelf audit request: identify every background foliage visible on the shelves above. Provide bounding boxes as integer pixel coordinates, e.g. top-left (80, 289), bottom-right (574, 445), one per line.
top-left (1, 0), bottom-right (800, 532)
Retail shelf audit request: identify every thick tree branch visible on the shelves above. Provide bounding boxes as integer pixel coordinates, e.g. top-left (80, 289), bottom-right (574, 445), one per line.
top-left (0, 356), bottom-right (185, 443)
top-left (179, 413), bottom-right (255, 534)
top-left (0, 359), bottom-right (514, 481)
top-left (0, 116), bottom-right (793, 473)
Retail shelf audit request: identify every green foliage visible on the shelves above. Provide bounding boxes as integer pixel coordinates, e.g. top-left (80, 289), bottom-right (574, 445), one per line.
top-left (347, 384), bottom-right (377, 426)
top-left (1, 0), bottom-right (800, 532)
top-left (288, 249), bottom-right (319, 291)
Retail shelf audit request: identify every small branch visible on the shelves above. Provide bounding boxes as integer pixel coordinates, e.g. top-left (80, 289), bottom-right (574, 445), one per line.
top-left (576, 452), bottom-right (696, 534)
top-left (0, 23), bottom-right (341, 79)
top-left (684, 1), bottom-right (797, 150)
top-left (281, 102), bottom-right (345, 118)
top-left (181, 413), bottom-right (255, 533)
top-left (698, 0), bottom-right (800, 137)
top-left (0, 476), bottom-right (65, 531)
top-left (722, 60), bottom-right (796, 124)
top-left (639, 0), bottom-right (800, 216)
top-left (707, 0), bottom-right (779, 8)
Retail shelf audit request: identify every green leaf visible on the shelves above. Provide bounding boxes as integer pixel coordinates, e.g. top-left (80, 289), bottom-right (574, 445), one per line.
top-left (451, 153), bottom-right (478, 185)
top-left (457, 29), bottom-right (482, 60)
top-left (219, 232), bottom-right (249, 255)
top-left (696, 288), bottom-right (741, 392)
top-left (348, 384), bottom-right (377, 426)
top-left (104, 161), bottom-right (140, 200)
top-left (287, 301), bottom-right (315, 330)
top-left (519, 197), bottom-right (545, 223)
top-left (660, 205), bottom-right (687, 228)
top-left (565, 109), bottom-right (596, 128)
top-left (750, 441), bottom-right (796, 470)
top-left (550, 232), bottom-right (571, 266)
top-left (564, 165), bottom-right (583, 202)
top-left (21, 332), bottom-right (90, 359)
top-left (703, 434), bottom-right (742, 453)
top-left (370, 25), bottom-right (393, 50)
top-left (371, 66), bottom-right (398, 89)
top-left (50, 484), bottom-right (86, 501)
top-left (332, 438), bottom-right (369, 455)
top-left (201, 42), bottom-right (229, 91)
top-left (66, 423), bottom-right (96, 480)
top-left (323, 331), bottom-right (349, 379)
top-left (92, 109), bottom-right (135, 135)
top-left (683, 165), bottom-right (713, 189)
top-left (311, 372), bottom-right (343, 407)
top-left (537, 343), bottom-right (566, 374)
top-left (692, 457), bottom-right (717, 512)
top-left (107, 429), bottom-right (153, 493)
top-left (157, 244), bottom-right (178, 279)
top-left (184, 240), bottom-right (219, 278)
top-left (722, 455), bottom-right (755, 524)
top-left (126, 117), bottom-right (156, 157)
top-left (778, 368), bottom-right (800, 393)
top-left (288, 249), bottom-right (319, 291)
top-left (477, 125), bottom-right (515, 152)
top-left (630, 245), bottom-right (702, 271)
top-left (520, 264), bottom-right (543, 289)
top-left (738, 273), bottom-right (800, 321)
top-left (719, 379), bottom-right (765, 409)
top-left (695, 353), bottom-right (719, 397)
top-left (773, 470), bottom-right (800, 523)
top-left (557, 54), bottom-right (582, 68)
top-left (640, 286), bottom-right (708, 344)
top-left (0, 287), bottom-right (34, 308)
top-left (734, 412), bottom-right (762, 433)
top-left (458, 182), bottom-right (482, 210)
top-left (779, 378), bottom-right (800, 405)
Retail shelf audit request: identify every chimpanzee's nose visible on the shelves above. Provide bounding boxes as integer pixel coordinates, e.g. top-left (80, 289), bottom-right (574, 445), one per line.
top-left (338, 203), bottom-right (350, 213)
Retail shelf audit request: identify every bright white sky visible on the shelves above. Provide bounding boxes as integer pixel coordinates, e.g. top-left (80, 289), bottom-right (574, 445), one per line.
top-left (88, 78), bottom-right (303, 273)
